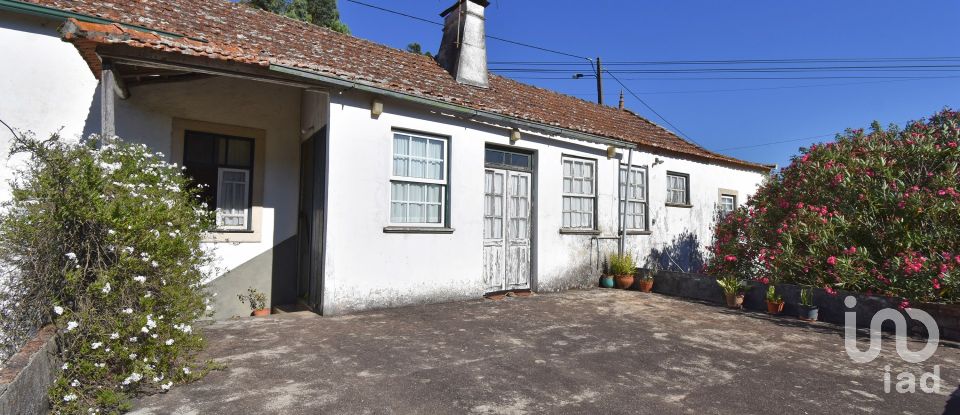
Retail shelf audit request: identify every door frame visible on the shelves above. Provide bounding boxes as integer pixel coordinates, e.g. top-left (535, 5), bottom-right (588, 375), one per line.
top-left (483, 144), bottom-right (537, 292)
top-left (297, 127), bottom-right (327, 313)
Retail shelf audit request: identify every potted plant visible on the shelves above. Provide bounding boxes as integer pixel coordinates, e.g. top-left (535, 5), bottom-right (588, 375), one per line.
top-left (798, 287), bottom-right (819, 321)
top-left (238, 287), bottom-right (269, 316)
top-left (638, 260), bottom-right (658, 293)
top-left (609, 253), bottom-right (636, 289)
top-left (765, 285), bottom-right (784, 315)
top-left (716, 275), bottom-right (746, 309)
top-left (599, 258), bottom-right (615, 288)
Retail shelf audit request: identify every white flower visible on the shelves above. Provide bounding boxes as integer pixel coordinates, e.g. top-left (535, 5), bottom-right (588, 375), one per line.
top-left (129, 337), bottom-right (137, 343)
top-left (95, 362), bottom-right (105, 368)
top-left (151, 333), bottom-right (158, 339)
top-left (146, 315), bottom-right (157, 329)
top-left (61, 363), bottom-right (69, 370)
top-left (91, 342), bottom-right (102, 350)
top-left (101, 283), bottom-right (111, 294)
top-left (160, 381), bottom-right (173, 391)
top-left (144, 291), bottom-right (153, 298)
top-left (151, 261), bottom-right (159, 268)
top-left (141, 326), bottom-right (149, 333)
top-left (122, 308), bottom-right (133, 314)
top-left (104, 347), bottom-right (111, 353)
top-left (66, 321), bottom-right (79, 331)
top-left (133, 275), bottom-right (146, 283)
top-left (63, 393), bottom-right (78, 402)
top-left (65, 252), bottom-right (77, 261)
top-left (182, 367), bottom-right (190, 375)
top-left (165, 339), bottom-right (175, 346)
top-left (129, 353), bottom-right (137, 360)
top-left (109, 332), bottom-right (119, 340)
top-left (121, 372), bottom-right (143, 385)
top-left (107, 229), bottom-right (116, 235)
top-left (54, 306), bottom-right (64, 315)
top-left (70, 379), bottom-right (80, 387)
top-left (122, 247), bottom-right (134, 254)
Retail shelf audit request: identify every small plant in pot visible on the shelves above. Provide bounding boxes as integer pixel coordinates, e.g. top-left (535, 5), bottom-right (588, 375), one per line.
top-left (609, 253), bottom-right (636, 289)
top-left (599, 258), bottom-right (615, 288)
top-left (638, 260), bottom-right (658, 293)
top-left (797, 287), bottom-right (819, 321)
top-left (765, 285), bottom-right (784, 315)
top-left (238, 287), bottom-right (270, 316)
top-left (717, 276), bottom-right (747, 309)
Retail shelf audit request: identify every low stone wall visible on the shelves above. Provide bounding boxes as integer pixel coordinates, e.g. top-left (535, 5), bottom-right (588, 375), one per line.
top-left (647, 271), bottom-right (960, 341)
top-left (0, 325), bottom-right (60, 415)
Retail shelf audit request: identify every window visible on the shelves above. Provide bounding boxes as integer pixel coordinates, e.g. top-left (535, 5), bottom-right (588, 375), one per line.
top-left (666, 172), bottom-right (690, 206)
top-left (485, 148), bottom-right (531, 170)
top-left (390, 132), bottom-right (447, 225)
top-left (561, 157), bottom-right (595, 229)
top-left (720, 193), bottom-right (737, 216)
top-left (619, 165), bottom-right (647, 230)
top-left (183, 131), bottom-right (254, 230)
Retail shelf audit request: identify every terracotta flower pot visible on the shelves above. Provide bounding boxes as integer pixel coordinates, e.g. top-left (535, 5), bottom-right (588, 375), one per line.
top-left (766, 301), bottom-right (784, 315)
top-left (614, 274), bottom-right (635, 289)
top-left (638, 279), bottom-right (654, 293)
top-left (724, 293), bottom-right (744, 309)
top-left (252, 308), bottom-right (270, 317)
top-left (600, 275), bottom-right (615, 288)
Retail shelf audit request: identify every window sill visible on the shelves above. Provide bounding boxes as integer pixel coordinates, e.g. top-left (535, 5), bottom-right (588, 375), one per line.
top-left (665, 203), bottom-right (693, 209)
top-left (620, 230), bottom-right (652, 236)
top-left (383, 226), bottom-right (455, 234)
top-left (559, 229), bottom-right (601, 235)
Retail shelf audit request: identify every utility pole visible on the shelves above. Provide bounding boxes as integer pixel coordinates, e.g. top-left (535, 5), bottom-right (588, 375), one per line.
top-left (595, 56), bottom-right (604, 105)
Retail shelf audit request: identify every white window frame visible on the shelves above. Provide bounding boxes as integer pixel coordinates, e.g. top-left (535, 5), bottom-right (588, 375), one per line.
top-left (666, 172), bottom-right (690, 206)
top-left (720, 193), bottom-right (737, 216)
top-left (215, 167), bottom-right (251, 230)
top-left (389, 131), bottom-right (448, 227)
top-left (619, 165), bottom-right (648, 231)
top-left (561, 156), bottom-right (597, 230)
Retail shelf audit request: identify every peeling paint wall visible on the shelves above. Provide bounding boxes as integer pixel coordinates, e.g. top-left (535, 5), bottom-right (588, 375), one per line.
top-left (324, 91), bottom-right (768, 314)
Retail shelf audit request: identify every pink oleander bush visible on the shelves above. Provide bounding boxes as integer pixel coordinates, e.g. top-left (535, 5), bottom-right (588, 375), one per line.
top-left (707, 109), bottom-right (960, 307)
top-left (0, 133), bottom-right (216, 413)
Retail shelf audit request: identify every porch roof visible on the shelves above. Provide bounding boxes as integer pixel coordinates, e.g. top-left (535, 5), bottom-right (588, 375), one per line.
top-left (16, 0), bottom-right (772, 172)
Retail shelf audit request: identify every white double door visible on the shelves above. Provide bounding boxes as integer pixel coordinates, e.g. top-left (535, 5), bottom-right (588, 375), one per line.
top-left (483, 168), bottom-right (532, 292)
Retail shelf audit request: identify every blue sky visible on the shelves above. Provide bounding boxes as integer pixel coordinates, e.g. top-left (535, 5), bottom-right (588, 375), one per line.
top-left (337, 0), bottom-right (960, 167)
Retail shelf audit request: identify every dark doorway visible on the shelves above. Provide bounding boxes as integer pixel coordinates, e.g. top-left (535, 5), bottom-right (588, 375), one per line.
top-left (297, 127), bottom-right (326, 312)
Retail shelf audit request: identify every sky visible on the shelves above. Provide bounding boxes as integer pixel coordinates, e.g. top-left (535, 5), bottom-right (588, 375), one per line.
top-left (336, 0), bottom-right (960, 168)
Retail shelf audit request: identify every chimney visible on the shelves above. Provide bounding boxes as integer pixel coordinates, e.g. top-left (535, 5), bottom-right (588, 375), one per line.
top-left (618, 90), bottom-right (625, 110)
top-left (437, 0), bottom-right (490, 88)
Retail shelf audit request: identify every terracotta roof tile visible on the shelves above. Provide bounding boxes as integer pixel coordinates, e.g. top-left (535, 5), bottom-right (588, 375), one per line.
top-left (25, 0), bottom-right (771, 171)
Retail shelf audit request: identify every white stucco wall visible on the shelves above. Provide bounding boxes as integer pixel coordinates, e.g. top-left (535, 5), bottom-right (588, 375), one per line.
top-left (0, 11), bottom-right (99, 202)
top-left (324, 91), bottom-right (769, 314)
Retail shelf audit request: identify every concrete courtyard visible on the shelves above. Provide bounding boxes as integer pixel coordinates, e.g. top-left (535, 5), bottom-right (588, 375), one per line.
top-left (132, 290), bottom-right (960, 414)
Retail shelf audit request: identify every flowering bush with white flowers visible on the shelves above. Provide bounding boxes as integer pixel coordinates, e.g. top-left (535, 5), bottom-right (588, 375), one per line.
top-left (0, 133), bottom-right (215, 413)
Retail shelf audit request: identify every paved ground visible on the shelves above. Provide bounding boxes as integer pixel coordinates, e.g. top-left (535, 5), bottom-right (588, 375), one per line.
top-left (131, 290), bottom-right (960, 414)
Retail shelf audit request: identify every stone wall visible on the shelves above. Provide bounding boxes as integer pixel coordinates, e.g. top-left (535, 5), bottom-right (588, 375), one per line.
top-left (647, 271), bottom-right (959, 341)
top-left (0, 325), bottom-right (60, 414)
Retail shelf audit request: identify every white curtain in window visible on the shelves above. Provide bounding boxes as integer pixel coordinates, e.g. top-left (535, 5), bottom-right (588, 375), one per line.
top-left (217, 168), bottom-right (250, 229)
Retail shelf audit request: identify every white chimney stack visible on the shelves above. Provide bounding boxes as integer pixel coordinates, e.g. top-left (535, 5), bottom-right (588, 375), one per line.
top-left (437, 0), bottom-right (490, 88)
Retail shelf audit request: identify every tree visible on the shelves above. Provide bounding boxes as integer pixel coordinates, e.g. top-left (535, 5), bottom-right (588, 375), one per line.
top-left (246, 0), bottom-right (350, 34)
top-left (406, 42), bottom-right (433, 58)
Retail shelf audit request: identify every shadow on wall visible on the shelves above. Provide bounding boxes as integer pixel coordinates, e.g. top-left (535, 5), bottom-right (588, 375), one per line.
top-left (650, 232), bottom-right (705, 273)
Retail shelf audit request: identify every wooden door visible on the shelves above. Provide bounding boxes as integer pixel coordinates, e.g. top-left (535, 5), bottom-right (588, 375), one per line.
top-left (483, 168), bottom-right (531, 292)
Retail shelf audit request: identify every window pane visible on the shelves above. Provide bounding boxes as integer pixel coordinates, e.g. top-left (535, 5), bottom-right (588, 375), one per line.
top-left (184, 133), bottom-right (215, 164)
top-left (485, 149), bottom-right (504, 165)
top-left (410, 136), bottom-right (427, 157)
top-left (393, 134), bottom-right (409, 156)
top-left (508, 153), bottom-right (529, 168)
top-left (226, 140), bottom-right (252, 167)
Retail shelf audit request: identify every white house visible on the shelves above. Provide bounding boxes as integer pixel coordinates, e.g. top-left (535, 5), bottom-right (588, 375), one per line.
top-left (0, 0), bottom-right (771, 318)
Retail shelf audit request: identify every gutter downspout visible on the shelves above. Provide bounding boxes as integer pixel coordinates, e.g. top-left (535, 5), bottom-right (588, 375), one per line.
top-left (618, 148), bottom-right (633, 256)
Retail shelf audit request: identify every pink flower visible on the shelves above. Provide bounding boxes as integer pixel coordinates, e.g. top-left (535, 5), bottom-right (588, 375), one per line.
top-left (824, 286), bottom-right (836, 295)
top-left (827, 256), bottom-right (837, 266)
top-left (933, 278), bottom-right (942, 290)
top-left (898, 299), bottom-right (911, 310)
top-left (759, 277), bottom-right (770, 285)
top-left (724, 255), bottom-right (737, 262)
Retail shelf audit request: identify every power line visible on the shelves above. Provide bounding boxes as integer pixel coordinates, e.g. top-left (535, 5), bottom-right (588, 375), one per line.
top-left (495, 74), bottom-right (960, 81)
top-left (715, 133), bottom-right (839, 152)
top-left (603, 70), bottom-right (703, 148)
top-left (556, 76), bottom-right (960, 96)
top-left (343, 0), bottom-right (589, 60)
top-left (490, 56), bottom-right (960, 66)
